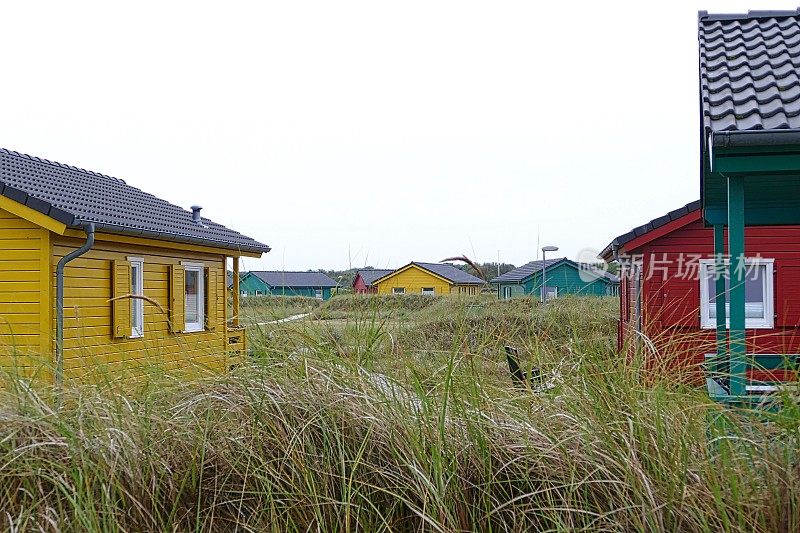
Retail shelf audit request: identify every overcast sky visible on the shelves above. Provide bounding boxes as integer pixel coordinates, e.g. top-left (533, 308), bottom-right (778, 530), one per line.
top-left (1, 1), bottom-right (795, 271)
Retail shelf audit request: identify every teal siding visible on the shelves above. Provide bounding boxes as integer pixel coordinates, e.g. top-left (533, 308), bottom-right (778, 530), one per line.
top-left (238, 275), bottom-right (332, 300)
top-left (499, 263), bottom-right (616, 300)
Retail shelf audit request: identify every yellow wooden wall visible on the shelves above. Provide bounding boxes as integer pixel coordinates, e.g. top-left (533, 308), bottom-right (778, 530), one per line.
top-left (52, 234), bottom-right (228, 382)
top-left (0, 208), bottom-right (50, 375)
top-left (375, 265), bottom-right (453, 295)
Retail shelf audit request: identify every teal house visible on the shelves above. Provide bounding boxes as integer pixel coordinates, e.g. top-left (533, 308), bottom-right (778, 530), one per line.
top-left (239, 271), bottom-right (338, 300)
top-left (491, 258), bottom-right (618, 300)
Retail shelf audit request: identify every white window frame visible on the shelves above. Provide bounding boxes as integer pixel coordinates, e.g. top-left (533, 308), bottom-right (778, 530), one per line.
top-left (393, 287), bottom-right (405, 295)
top-left (315, 288), bottom-right (323, 299)
top-left (699, 258), bottom-right (774, 330)
top-left (128, 257), bottom-right (144, 338)
top-left (421, 287), bottom-right (435, 296)
top-left (255, 290), bottom-right (263, 296)
top-left (543, 286), bottom-right (558, 301)
top-left (182, 262), bottom-right (205, 333)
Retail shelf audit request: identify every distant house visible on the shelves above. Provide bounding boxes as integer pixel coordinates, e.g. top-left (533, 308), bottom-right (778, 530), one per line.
top-left (240, 271), bottom-right (338, 300)
top-left (372, 262), bottom-right (484, 296)
top-left (491, 258), bottom-right (618, 300)
top-left (0, 147), bottom-right (270, 382)
top-left (353, 269), bottom-right (395, 294)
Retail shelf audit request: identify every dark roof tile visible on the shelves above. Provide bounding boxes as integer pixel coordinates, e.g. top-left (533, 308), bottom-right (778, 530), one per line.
top-left (490, 258), bottom-right (619, 284)
top-left (355, 269), bottom-right (395, 287)
top-left (601, 200), bottom-right (701, 258)
top-left (248, 271), bottom-right (338, 288)
top-left (0, 148), bottom-right (270, 254)
top-left (699, 10), bottom-right (800, 133)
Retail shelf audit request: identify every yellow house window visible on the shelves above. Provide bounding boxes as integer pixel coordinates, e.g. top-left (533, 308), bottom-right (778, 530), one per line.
top-left (393, 287), bottom-right (405, 295)
top-left (183, 262), bottom-right (205, 332)
top-left (129, 257), bottom-right (144, 338)
top-left (421, 287), bottom-right (435, 296)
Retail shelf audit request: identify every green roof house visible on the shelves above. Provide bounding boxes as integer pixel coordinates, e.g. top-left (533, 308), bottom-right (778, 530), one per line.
top-left (239, 271), bottom-right (338, 300)
top-left (490, 258), bottom-right (618, 300)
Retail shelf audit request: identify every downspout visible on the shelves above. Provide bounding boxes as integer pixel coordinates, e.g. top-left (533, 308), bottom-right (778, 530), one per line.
top-left (55, 222), bottom-right (95, 389)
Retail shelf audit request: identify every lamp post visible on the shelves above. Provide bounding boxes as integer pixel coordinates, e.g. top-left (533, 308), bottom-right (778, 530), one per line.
top-left (541, 245), bottom-right (559, 305)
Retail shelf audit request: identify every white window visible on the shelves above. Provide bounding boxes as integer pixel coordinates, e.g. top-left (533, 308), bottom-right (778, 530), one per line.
top-left (241, 291), bottom-right (248, 297)
top-left (129, 257), bottom-right (144, 338)
top-left (542, 286), bottom-right (558, 301)
top-left (255, 290), bottom-right (263, 296)
top-left (699, 258), bottom-right (774, 329)
top-left (393, 287), bottom-right (405, 295)
top-left (183, 263), bottom-right (205, 332)
top-left (421, 287), bottom-right (435, 296)
top-left (315, 289), bottom-right (323, 299)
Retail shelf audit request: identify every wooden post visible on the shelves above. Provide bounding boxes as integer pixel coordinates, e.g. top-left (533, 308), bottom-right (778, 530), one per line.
top-left (727, 176), bottom-right (746, 397)
top-left (232, 256), bottom-right (240, 328)
top-left (713, 224), bottom-right (728, 379)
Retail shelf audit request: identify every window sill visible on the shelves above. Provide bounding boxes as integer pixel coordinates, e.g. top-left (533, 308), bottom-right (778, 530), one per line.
top-left (184, 324), bottom-right (204, 333)
top-left (700, 323), bottom-right (774, 330)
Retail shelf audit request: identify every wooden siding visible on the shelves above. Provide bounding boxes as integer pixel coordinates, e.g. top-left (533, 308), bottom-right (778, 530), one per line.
top-left (500, 263), bottom-right (614, 299)
top-left (51, 234), bottom-right (228, 382)
top-left (353, 275), bottom-right (377, 294)
top-left (239, 275), bottom-right (331, 299)
top-left (0, 208), bottom-right (50, 375)
top-left (375, 265), bottom-right (453, 296)
top-left (620, 219), bottom-right (800, 375)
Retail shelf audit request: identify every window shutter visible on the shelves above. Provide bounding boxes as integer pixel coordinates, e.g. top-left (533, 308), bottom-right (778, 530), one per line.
top-left (206, 267), bottom-right (217, 330)
top-left (170, 264), bottom-right (185, 333)
top-left (112, 260), bottom-right (131, 338)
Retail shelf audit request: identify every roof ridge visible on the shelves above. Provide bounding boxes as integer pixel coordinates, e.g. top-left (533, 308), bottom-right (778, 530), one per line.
top-left (699, 9), bottom-right (800, 23)
top-left (0, 147), bottom-right (127, 184)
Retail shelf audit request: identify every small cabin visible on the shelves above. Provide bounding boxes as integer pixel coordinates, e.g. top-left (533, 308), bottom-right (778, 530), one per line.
top-left (491, 258), bottom-right (618, 300)
top-left (353, 269), bottom-right (394, 294)
top-left (601, 200), bottom-right (800, 372)
top-left (372, 262), bottom-right (483, 296)
top-left (239, 271), bottom-right (338, 300)
top-left (0, 148), bottom-right (269, 382)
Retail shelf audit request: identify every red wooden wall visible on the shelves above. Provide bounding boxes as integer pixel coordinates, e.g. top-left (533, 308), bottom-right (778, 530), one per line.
top-left (618, 218), bottom-right (800, 374)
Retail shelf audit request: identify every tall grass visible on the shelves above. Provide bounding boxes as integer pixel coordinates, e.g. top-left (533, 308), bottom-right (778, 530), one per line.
top-left (0, 296), bottom-right (796, 531)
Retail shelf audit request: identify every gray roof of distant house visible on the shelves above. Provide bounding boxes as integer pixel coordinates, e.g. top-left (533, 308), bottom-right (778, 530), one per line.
top-left (600, 200), bottom-right (701, 258)
top-left (699, 10), bottom-right (800, 134)
top-left (355, 269), bottom-right (395, 287)
top-left (372, 262), bottom-right (484, 285)
top-left (0, 148), bottom-right (270, 254)
top-left (247, 271), bottom-right (339, 288)
top-left (491, 257), bottom-right (618, 284)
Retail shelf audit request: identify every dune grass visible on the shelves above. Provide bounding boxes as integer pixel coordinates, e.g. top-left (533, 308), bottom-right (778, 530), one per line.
top-left (0, 296), bottom-right (797, 531)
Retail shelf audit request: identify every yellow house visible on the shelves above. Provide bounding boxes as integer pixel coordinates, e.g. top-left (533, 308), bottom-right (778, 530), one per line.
top-left (0, 148), bottom-right (270, 383)
top-left (373, 262), bottom-right (484, 296)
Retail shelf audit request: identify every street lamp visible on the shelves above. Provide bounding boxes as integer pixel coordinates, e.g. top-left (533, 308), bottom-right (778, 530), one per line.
top-left (541, 245), bottom-right (559, 305)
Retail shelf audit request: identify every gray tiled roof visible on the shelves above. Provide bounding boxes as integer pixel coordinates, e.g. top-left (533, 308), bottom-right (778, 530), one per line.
top-left (600, 200), bottom-right (701, 258)
top-left (372, 262), bottom-right (484, 285)
top-left (414, 262), bottom-right (484, 285)
top-left (490, 259), bottom-right (618, 284)
top-left (354, 269), bottom-right (395, 287)
top-left (699, 10), bottom-right (800, 133)
top-left (0, 148), bottom-right (270, 254)
top-left (490, 258), bottom-right (566, 283)
top-left (248, 271), bottom-right (339, 288)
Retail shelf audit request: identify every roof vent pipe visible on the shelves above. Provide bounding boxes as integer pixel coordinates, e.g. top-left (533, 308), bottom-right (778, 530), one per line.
top-left (191, 205), bottom-right (202, 223)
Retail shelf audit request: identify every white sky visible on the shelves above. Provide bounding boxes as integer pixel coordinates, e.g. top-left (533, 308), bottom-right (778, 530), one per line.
top-left (1, 1), bottom-right (796, 271)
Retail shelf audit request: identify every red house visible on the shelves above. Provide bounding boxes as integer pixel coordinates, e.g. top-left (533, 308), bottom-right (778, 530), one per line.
top-left (352, 269), bottom-right (394, 294)
top-left (601, 200), bottom-right (800, 375)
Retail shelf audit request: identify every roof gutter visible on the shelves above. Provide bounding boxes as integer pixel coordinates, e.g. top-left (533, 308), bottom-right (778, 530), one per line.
top-left (711, 128), bottom-right (800, 149)
top-left (55, 222), bottom-right (95, 392)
